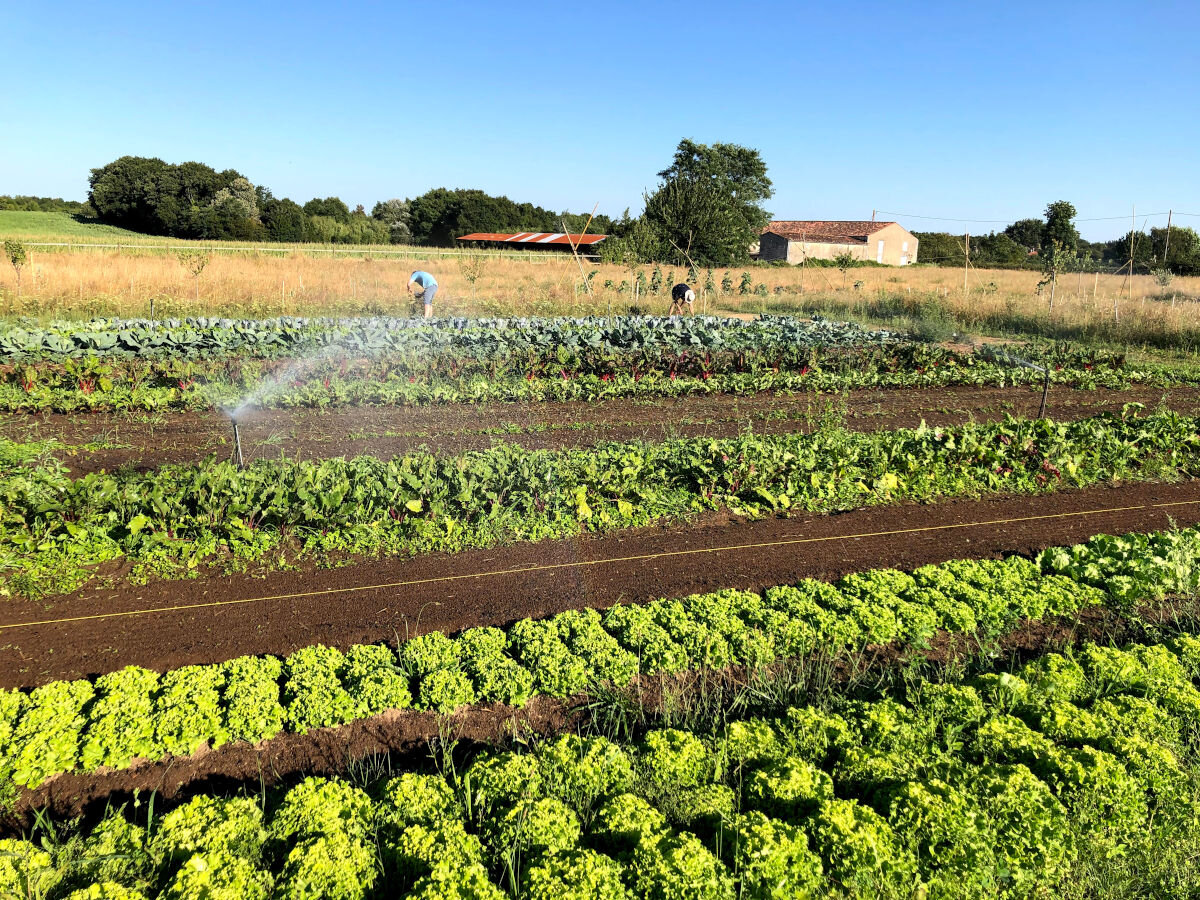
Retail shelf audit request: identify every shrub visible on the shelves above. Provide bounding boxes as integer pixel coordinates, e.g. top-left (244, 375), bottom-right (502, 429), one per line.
top-left (275, 831), bottom-right (377, 900)
top-left (153, 795), bottom-right (267, 863)
top-left (524, 849), bottom-right (632, 900)
top-left (160, 850), bottom-right (273, 900)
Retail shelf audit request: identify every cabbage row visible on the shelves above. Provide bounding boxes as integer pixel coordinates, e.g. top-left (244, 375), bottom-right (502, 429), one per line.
top-left (5, 525), bottom-right (1198, 792)
top-left (9, 630), bottom-right (1200, 899)
top-left (4, 409), bottom-right (1197, 598)
top-left (0, 315), bottom-right (898, 361)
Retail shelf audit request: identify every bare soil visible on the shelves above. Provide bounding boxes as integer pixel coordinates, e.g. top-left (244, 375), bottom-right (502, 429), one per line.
top-left (3, 384), bottom-right (1196, 473)
top-left (3, 479), bottom-right (1199, 689)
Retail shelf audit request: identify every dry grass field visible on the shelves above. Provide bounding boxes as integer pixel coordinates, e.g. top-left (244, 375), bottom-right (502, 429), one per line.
top-left (3, 226), bottom-right (1199, 349)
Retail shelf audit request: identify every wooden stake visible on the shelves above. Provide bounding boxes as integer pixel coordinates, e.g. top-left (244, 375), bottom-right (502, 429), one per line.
top-left (1128, 205), bottom-right (1136, 302)
top-left (962, 233), bottom-right (970, 295)
top-left (1163, 209), bottom-right (1174, 268)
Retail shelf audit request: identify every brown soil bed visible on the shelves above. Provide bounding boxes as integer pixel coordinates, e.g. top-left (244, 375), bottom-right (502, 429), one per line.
top-left (4, 478), bottom-right (1200, 690)
top-left (6, 598), bottom-right (1159, 825)
top-left (3, 383), bottom-right (1197, 474)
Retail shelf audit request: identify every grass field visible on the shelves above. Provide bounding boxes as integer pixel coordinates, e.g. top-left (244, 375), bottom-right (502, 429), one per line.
top-left (0, 209), bottom-right (148, 239)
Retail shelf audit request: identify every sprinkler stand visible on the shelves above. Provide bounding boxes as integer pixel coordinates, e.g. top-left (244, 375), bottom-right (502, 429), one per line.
top-left (231, 418), bottom-right (245, 469)
top-left (1038, 367), bottom-right (1051, 418)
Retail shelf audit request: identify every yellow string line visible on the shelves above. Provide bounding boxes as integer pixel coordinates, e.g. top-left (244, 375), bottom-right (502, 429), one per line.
top-left (3, 498), bottom-right (1198, 633)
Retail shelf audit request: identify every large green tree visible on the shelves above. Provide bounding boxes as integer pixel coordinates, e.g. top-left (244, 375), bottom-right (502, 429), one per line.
top-left (1003, 218), bottom-right (1044, 253)
top-left (642, 139), bottom-right (772, 267)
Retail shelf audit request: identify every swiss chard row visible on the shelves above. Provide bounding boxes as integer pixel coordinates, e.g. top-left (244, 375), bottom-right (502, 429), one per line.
top-left (5, 524), bottom-right (1197, 793)
top-left (11, 631), bottom-right (1200, 899)
top-left (0, 342), bottom-right (1171, 413)
top-left (3, 409), bottom-right (1197, 598)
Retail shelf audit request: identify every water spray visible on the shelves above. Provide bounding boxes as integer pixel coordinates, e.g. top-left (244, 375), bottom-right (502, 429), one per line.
top-left (231, 417), bottom-right (245, 469)
top-left (983, 348), bottom-right (1052, 418)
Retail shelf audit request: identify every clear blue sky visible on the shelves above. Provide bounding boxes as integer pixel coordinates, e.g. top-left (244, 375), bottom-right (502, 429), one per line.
top-left (4, 0), bottom-right (1198, 240)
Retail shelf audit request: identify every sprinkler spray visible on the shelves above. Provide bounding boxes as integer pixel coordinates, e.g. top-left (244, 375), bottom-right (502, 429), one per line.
top-left (231, 417), bottom-right (245, 469)
top-left (982, 348), bottom-right (1052, 419)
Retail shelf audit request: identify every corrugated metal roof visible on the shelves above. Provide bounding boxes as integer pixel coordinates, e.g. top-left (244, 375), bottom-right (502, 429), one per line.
top-left (457, 232), bottom-right (607, 245)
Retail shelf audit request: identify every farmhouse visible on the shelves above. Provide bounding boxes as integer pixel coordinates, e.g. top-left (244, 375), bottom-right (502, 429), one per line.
top-left (758, 221), bottom-right (918, 266)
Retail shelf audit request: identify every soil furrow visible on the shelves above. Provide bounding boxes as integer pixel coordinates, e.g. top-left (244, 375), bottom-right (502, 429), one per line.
top-left (3, 478), bottom-right (1199, 689)
top-left (4, 383), bottom-right (1197, 473)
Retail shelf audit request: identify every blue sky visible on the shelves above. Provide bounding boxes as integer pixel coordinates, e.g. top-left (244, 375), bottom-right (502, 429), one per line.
top-left (4, 0), bottom-right (1198, 240)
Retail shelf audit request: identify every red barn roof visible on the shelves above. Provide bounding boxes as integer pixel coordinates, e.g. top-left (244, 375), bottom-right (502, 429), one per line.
top-left (764, 221), bottom-right (899, 244)
top-left (457, 232), bottom-right (607, 246)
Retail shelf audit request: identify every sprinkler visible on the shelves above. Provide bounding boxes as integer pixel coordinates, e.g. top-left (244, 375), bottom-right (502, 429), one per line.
top-left (231, 417), bottom-right (245, 469)
top-left (982, 348), bottom-right (1052, 419)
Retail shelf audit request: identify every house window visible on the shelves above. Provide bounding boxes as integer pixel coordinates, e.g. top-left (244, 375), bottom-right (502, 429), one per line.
top-left (876, 240), bottom-right (885, 263)
top-left (901, 241), bottom-right (909, 265)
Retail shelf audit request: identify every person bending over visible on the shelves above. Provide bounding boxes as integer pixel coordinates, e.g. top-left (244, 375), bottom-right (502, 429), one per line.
top-left (669, 282), bottom-right (695, 316)
top-left (408, 270), bottom-right (438, 318)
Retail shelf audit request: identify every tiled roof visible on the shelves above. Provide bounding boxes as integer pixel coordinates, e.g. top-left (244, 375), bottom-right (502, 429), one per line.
top-left (764, 221), bottom-right (897, 244)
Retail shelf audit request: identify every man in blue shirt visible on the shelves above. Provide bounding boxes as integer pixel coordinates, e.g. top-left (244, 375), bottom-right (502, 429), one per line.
top-left (408, 270), bottom-right (438, 318)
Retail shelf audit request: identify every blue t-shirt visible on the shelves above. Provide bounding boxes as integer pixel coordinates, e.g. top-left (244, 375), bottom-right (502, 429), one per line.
top-left (409, 271), bottom-right (437, 289)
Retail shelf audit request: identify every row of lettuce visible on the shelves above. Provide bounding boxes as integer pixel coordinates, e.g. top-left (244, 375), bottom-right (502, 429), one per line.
top-left (2, 525), bottom-right (1195, 795)
top-left (3, 409), bottom-right (1197, 599)
top-left (0, 341), bottom-right (1181, 413)
top-left (10, 630), bottom-right (1200, 899)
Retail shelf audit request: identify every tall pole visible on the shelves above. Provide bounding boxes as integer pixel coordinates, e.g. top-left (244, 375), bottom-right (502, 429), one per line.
top-left (1163, 209), bottom-right (1174, 268)
top-left (1128, 205), bottom-right (1136, 302)
top-left (963, 233), bottom-right (970, 295)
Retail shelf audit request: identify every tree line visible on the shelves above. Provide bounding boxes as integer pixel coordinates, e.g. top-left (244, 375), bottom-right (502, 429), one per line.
top-left (77, 157), bottom-right (620, 248)
top-left (13, 150), bottom-right (1197, 274)
top-left (915, 209), bottom-right (1200, 276)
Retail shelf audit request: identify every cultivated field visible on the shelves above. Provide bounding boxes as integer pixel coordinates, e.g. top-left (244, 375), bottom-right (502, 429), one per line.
top-left (4, 227), bottom-right (1200, 897)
